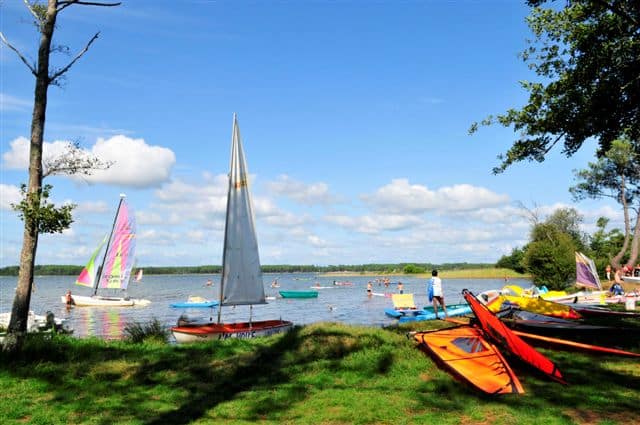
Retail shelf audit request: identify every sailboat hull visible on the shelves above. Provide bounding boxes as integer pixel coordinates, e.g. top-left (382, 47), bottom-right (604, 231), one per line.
top-left (60, 294), bottom-right (150, 307)
top-left (171, 319), bottom-right (293, 343)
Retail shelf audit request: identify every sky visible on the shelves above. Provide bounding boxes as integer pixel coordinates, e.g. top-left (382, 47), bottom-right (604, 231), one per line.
top-left (0, 1), bottom-right (622, 268)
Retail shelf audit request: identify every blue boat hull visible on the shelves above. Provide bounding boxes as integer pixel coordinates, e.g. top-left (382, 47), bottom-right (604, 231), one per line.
top-left (384, 308), bottom-right (421, 318)
top-left (398, 304), bottom-right (472, 323)
top-left (170, 301), bottom-right (219, 308)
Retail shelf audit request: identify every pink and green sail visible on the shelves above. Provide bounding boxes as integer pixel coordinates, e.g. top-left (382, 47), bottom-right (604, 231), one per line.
top-left (99, 199), bottom-right (137, 290)
top-left (75, 235), bottom-right (108, 288)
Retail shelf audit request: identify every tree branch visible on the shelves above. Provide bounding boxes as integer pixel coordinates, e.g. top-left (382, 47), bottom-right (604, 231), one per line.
top-left (57, 1), bottom-right (122, 13)
top-left (49, 32), bottom-right (99, 83)
top-left (0, 32), bottom-right (37, 76)
top-left (543, 133), bottom-right (565, 156)
top-left (23, 0), bottom-right (42, 23)
top-left (593, 0), bottom-right (639, 28)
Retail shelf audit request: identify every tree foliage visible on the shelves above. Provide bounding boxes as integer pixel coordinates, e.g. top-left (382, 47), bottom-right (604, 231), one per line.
top-left (524, 229), bottom-right (578, 289)
top-left (470, 0), bottom-right (640, 173)
top-left (571, 137), bottom-right (640, 268)
top-left (511, 207), bottom-right (585, 289)
top-left (12, 184), bottom-right (75, 234)
top-left (495, 247), bottom-right (527, 274)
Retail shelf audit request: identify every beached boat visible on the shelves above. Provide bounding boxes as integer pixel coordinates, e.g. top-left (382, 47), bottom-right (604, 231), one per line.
top-left (383, 294), bottom-right (421, 318)
top-left (413, 326), bottom-right (524, 395)
top-left (462, 290), bottom-right (566, 384)
top-left (61, 195), bottom-right (150, 307)
top-left (498, 309), bottom-right (640, 346)
top-left (398, 303), bottom-right (472, 323)
top-left (279, 290), bottom-right (319, 299)
top-left (484, 294), bottom-right (582, 319)
top-left (622, 275), bottom-right (640, 284)
top-left (171, 115), bottom-right (292, 343)
top-left (0, 311), bottom-right (71, 335)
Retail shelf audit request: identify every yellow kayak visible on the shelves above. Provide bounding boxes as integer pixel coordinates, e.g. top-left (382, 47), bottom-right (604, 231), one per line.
top-left (502, 285), bottom-right (568, 300)
top-left (486, 294), bottom-right (582, 319)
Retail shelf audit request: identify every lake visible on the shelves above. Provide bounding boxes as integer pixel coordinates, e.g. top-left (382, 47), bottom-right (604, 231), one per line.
top-left (0, 273), bottom-right (532, 341)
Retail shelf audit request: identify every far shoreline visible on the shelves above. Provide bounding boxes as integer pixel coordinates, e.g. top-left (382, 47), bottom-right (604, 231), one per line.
top-left (319, 268), bottom-right (531, 280)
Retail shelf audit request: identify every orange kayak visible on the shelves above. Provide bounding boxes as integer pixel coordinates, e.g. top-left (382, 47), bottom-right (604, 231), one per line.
top-left (414, 326), bottom-right (524, 395)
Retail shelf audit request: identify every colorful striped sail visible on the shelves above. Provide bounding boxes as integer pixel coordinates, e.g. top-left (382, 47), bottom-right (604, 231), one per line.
top-left (75, 235), bottom-right (108, 288)
top-left (99, 199), bottom-right (137, 290)
top-left (575, 252), bottom-right (602, 290)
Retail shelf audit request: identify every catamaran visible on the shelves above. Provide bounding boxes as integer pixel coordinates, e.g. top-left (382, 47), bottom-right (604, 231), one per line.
top-left (171, 115), bottom-right (292, 343)
top-left (61, 194), bottom-right (150, 307)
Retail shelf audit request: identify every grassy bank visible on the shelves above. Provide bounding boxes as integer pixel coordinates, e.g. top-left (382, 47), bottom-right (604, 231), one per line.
top-left (322, 267), bottom-right (530, 279)
top-left (1, 322), bottom-right (638, 424)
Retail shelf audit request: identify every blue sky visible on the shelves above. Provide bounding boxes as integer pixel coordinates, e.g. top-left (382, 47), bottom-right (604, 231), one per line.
top-left (0, 1), bottom-right (620, 267)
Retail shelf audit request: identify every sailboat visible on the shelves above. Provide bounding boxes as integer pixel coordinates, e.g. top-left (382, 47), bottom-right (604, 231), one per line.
top-left (171, 115), bottom-right (293, 343)
top-left (61, 194), bottom-right (150, 307)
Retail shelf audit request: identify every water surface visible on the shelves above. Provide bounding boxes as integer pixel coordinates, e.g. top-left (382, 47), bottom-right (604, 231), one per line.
top-left (0, 273), bottom-right (531, 341)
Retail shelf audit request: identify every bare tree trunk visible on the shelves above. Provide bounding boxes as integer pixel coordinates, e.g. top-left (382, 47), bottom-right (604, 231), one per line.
top-left (625, 208), bottom-right (640, 269)
top-left (3, 1), bottom-right (57, 354)
top-left (611, 176), bottom-right (631, 269)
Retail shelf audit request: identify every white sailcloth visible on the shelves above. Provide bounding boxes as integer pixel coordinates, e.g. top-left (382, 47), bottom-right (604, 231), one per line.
top-left (220, 114), bottom-right (266, 306)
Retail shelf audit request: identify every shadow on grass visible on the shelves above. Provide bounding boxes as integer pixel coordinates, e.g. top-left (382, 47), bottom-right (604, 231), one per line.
top-left (1, 323), bottom-right (639, 424)
top-left (0, 324), bottom-right (394, 424)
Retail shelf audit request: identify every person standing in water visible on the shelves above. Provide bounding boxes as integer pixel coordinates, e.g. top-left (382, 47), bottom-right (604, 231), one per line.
top-left (428, 269), bottom-right (447, 319)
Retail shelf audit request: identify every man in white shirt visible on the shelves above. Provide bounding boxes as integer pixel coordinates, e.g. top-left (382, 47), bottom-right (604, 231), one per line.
top-left (428, 269), bottom-right (448, 319)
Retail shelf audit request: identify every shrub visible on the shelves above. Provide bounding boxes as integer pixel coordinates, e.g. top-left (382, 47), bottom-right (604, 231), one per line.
top-left (123, 318), bottom-right (168, 343)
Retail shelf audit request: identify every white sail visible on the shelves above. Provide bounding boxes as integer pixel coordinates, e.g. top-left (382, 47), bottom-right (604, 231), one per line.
top-left (219, 114), bottom-right (266, 306)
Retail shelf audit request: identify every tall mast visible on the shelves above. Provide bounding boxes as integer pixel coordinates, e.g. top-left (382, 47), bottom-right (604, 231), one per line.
top-left (217, 114), bottom-right (236, 324)
top-left (94, 194), bottom-right (126, 296)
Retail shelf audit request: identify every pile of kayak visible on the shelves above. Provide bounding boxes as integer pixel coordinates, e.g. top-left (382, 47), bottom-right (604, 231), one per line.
top-left (408, 289), bottom-right (640, 396)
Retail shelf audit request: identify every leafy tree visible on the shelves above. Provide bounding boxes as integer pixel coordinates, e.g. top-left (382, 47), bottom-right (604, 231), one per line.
top-left (589, 217), bottom-right (625, 276)
top-left (524, 229), bottom-right (577, 289)
top-left (0, 0), bottom-right (119, 354)
top-left (522, 207), bottom-right (585, 289)
top-left (402, 264), bottom-right (426, 274)
top-left (496, 247), bottom-right (527, 274)
top-left (469, 0), bottom-right (640, 173)
top-left (571, 138), bottom-right (640, 269)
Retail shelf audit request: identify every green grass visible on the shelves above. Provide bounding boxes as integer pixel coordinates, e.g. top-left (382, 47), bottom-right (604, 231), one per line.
top-left (0, 322), bottom-right (638, 424)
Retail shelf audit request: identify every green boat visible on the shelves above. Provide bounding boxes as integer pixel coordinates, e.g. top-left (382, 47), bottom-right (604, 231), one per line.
top-left (279, 290), bottom-right (319, 299)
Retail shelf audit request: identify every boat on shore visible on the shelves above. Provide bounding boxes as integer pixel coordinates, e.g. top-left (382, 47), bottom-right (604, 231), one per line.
top-left (398, 303), bottom-right (472, 323)
top-left (171, 115), bottom-right (292, 343)
top-left (498, 309), bottom-right (640, 346)
top-left (0, 311), bottom-right (72, 339)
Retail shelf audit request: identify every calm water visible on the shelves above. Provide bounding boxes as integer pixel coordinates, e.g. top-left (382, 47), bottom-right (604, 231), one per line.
top-left (0, 273), bottom-right (532, 341)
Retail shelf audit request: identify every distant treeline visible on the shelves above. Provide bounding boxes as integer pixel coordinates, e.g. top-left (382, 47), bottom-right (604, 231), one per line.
top-left (0, 262), bottom-right (494, 276)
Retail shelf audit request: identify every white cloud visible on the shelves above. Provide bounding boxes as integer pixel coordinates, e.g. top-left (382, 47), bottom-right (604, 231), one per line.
top-left (2, 135), bottom-right (176, 188)
top-left (0, 93), bottom-right (31, 112)
top-left (266, 174), bottom-right (338, 205)
top-left (325, 213), bottom-right (423, 234)
top-left (75, 200), bottom-right (110, 214)
top-left (0, 184), bottom-right (22, 210)
top-left (2, 137), bottom-right (30, 169)
top-left (362, 179), bottom-right (510, 213)
top-left (136, 211), bottom-right (165, 225)
top-left (84, 135), bottom-right (175, 187)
